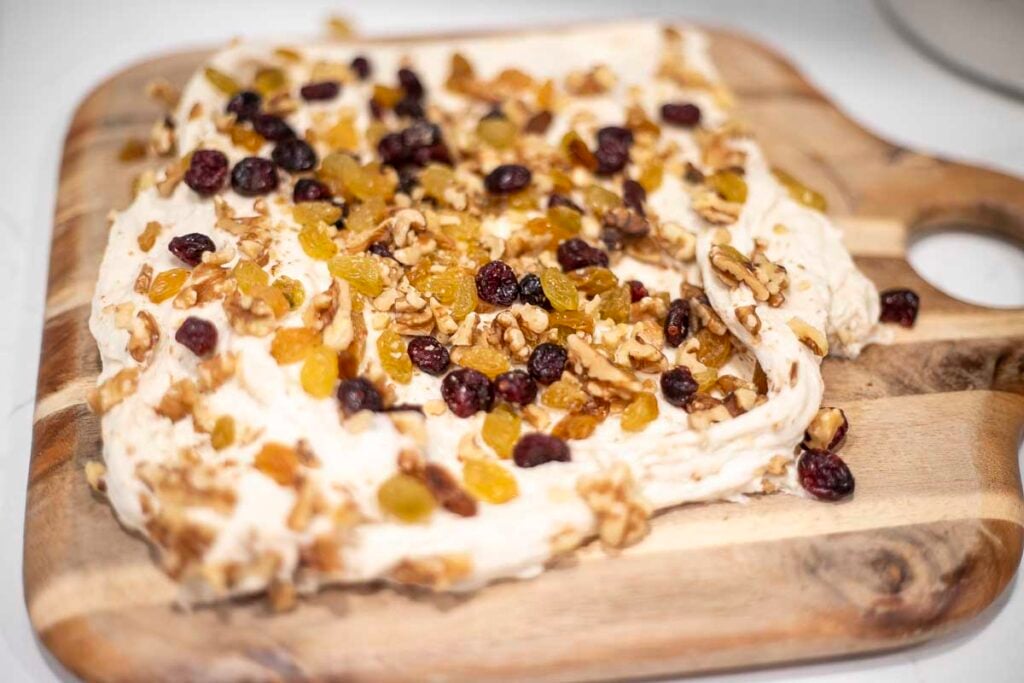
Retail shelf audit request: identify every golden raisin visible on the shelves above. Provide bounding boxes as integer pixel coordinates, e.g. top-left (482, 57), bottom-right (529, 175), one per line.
top-left (137, 221), bottom-right (161, 252)
top-left (204, 67), bottom-right (240, 95)
top-left (273, 276), bottom-right (306, 310)
top-left (211, 416), bottom-right (235, 450)
top-left (451, 272), bottom-right (479, 320)
top-left (542, 378), bottom-right (589, 412)
top-left (458, 346), bottom-right (510, 379)
top-left (621, 392), bottom-right (659, 432)
top-left (148, 268), bottom-right (188, 303)
top-left (773, 168), bottom-right (827, 212)
top-left (561, 131), bottom-right (598, 170)
top-left (372, 84), bottom-right (403, 108)
top-left (253, 67), bottom-right (287, 96)
top-left (293, 201), bottom-right (342, 228)
top-left (118, 138), bottom-right (147, 162)
top-left (598, 285), bottom-right (631, 324)
top-left (694, 367), bottom-right (719, 394)
top-left (708, 170), bottom-right (748, 204)
top-left (540, 268), bottom-right (579, 312)
top-left (298, 222), bottom-right (338, 260)
top-left (254, 442), bottom-right (298, 486)
top-left (551, 413), bottom-right (600, 440)
top-left (252, 285), bottom-right (290, 318)
top-left (463, 459), bottom-right (519, 504)
top-left (638, 162), bottom-right (664, 192)
top-left (300, 345), bottom-right (340, 398)
top-left (546, 205), bottom-right (582, 239)
top-left (507, 188), bottom-right (538, 211)
top-left (232, 259), bottom-right (269, 294)
top-left (477, 117), bottom-right (517, 149)
top-left (583, 184), bottom-right (620, 217)
top-left (482, 405), bottom-right (521, 459)
top-left (325, 113), bottom-right (359, 151)
top-left (377, 329), bottom-right (413, 383)
top-left (230, 125), bottom-right (264, 153)
top-left (329, 254), bottom-right (383, 297)
top-left (548, 310), bottom-right (595, 334)
top-left (568, 267), bottom-right (618, 295)
top-left (695, 329), bottom-right (733, 369)
top-left (271, 327), bottom-right (319, 364)
top-left (346, 197), bottom-right (388, 231)
top-left (420, 164), bottom-right (454, 202)
top-left (378, 473), bottom-right (435, 522)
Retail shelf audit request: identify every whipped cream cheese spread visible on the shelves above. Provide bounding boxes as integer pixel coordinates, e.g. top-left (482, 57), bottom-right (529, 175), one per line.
top-left (88, 22), bottom-right (882, 605)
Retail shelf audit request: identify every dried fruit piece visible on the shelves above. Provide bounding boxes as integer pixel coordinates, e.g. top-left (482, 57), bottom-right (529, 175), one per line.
top-left (621, 392), bottom-right (659, 432)
top-left (597, 285), bottom-right (631, 324)
top-left (254, 442), bottom-right (299, 486)
top-left (252, 114), bottom-right (295, 142)
top-left (773, 168), bottom-right (827, 212)
top-left (484, 164), bottom-right (531, 194)
top-left (664, 298), bottom-right (690, 347)
top-left (298, 222), bottom-right (339, 261)
top-left (477, 116), bottom-right (517, 149)
top-left (458, 346), bottom-right (510, 379)
top-left (518, 273), bottom-right (551, 309)
top-left (528, 343), bottom-right (567, 384)
top-left (540, 268), bottom-right (579, 312)
top-left (337, 377), bottom-right (384, 416)
top-left (541, 378), bottom-right (589, 412)
top-left (329, 254), bottom-right (383, 297)
top-left (512, 433), bottom-right (571, 468)
top-left (708, 170), bottom-right (748, 204)
top-left (300, 80), bottom-right (340, 101)
top-left (204, 66), bottom-right (240, 95)
top-left (184, 149), bottom-right (229, 195)
top-left (253, 67), bottom-right (287, 96)
top-left (175, 317), bottom-right (217, 356)
top-left (798, 449), bottom-right (855, 501)
top-left (551, 413), bottom-right (600, 440)
top-left (494, 370), bottom-right (538, 406)
top-left (661, 367), bottom-right (698, 407)
top-left (210, 415), bottom-right (235, 450)
top-left (293, 178), bottom-right (332, 203)
top-left (137, 221), bottom-right (161, 252)
top-left (463, 458), bottom-right (519, 503)
top-left (660, 102), bottom-right (701, 127)
top-left (273, 276), bottom-right (306, 309)
top-left (232, 259), bottom-right (269, 294)
top-left (879, 288), bottom-right (920, 328)
top-left (148, 268), bottom-right (189, 303)
top-left (475, 260), bottom-right (519, 306)
top-left (441, 368), bottom-right (494, 417)
top-left (556, 238), bottom-right (609, 271)
top-left (638, 162), bottom-right (664, 193)
top-left (226, 90), bottom-right (261, 121)
top-left (378, 329), bottom-right (413, 384)
top-left (407, 336), bottom-right (450, 376)
top-left (168, 232), bottom-right (215, 267)
top-left (482, 404), bottom-right (522, 458)
top-left (378, 473), bottom-right (436, 522)
top-left (569, 267), bottom-right (618, 295)
top-left (300, 345), bottom-right (340, 398)
top-left (561, 131), bottom-right (598, 170)
top-left (272, 138), bottom-right (318, 172)
top-left (420, 163), bottom-right (454, 202)
top-left (271, 327), bottom-right (319, 364)
top-left (345, 198), bottom-right (388, 231)
top-left (627, 279), bottom-right (648, 302)
top-left (231, 156), bottom-right (279, 196)
top-left (546, 205), bottom-right (582, 239)
top-left (695, 329), bottom-right (732, 368)
top-left (548, 310), bottom-right (595, 334)
top-left (583, 184), bottom-right (620, 217)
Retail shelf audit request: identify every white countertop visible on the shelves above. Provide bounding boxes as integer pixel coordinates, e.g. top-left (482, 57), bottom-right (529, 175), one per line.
top-left (2, 1), bottom-right (1022, 681)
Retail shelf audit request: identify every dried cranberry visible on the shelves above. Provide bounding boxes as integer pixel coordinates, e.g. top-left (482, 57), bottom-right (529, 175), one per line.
top-left (524, 110), bottom-right (553, 134)
top-left (518, 273), bottom-right (552, 309)
top-left (627, 279), bottom-right (648, 302)
top-left (174, 317), bottom-right (218, 356)
top-left (661, 102), bottom-right (702, 127)
top-left (527, 343), bottom-right (567, 385)
top-left (594, 142), bottom-right (630, 175)
top-left (397, 165), bottom-right (420, 194)
top-left (350, 55), bottom-right (371, 80)
top-left (168, 232), bottom-right (215, 266)
top-left (300, 80), bottom-right (340, 101)
top-left (397, 68), bottom-right (425, 99)
top-left (394, 96), bottom-right (425, 119)
top-left (556, 238), bottom-right (609, 271)
top-left (513, 433), bottom-right (571, 468)
top-left (293, 178), bottom-right (332, 203)
top-left (367, 241), bottom-right (394, 259)
top-left (879, 288), bottom-right (920, 327)
top-left (441, 368), bottom-right (495, 418)
top-left (597, 126), bottom-right (634, 149)
top-left (411, 142), bottom-right (452, 166)
top-left (231, 157), bottom-right (279, 196)
top-left (337, 377), bottom-right (384, 416)
top-left (252, 113), bottom-right (295, 141)
top-left (475, 260), bottom-right (519, 306)
top-left (798, 449), bottom-right (855, 501)
top-left (622, 179), bottom-right (646, 216)
top-left (184, 149), bottom-right (229, 196)
top-left (368, 98), bottom-right (383, 120)
top-left (548, 193), bottom-right (583, 213)
top-left (407, 336), bottom-right (450, 376)
top-left (484, 164), bottom-right (532, 194)
top-left (401, 121), bottom-right (441, 149)
top-left (600, 227), bottom-right (624, 252)
top-left (664, 299), bottom-right (690, 347)
top-left (494, 370), bottom-right (537, 406)
top-left (226, 90), bottom-right (261, 122)
top-left (661, 366), bottom-right (698, 407)
top-left (271, 138), bottom-right (318, 172)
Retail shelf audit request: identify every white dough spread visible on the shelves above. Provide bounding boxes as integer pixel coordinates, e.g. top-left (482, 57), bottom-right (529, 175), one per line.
top-left (88, 22), bottom-right (883, 605)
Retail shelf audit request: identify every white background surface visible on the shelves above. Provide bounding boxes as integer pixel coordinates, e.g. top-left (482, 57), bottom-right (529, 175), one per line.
top-left (2, 1), bottom-right (1023, 681)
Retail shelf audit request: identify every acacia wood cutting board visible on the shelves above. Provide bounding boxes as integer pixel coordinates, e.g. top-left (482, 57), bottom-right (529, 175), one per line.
top-left (24, 23), bottom-right (1024, 683)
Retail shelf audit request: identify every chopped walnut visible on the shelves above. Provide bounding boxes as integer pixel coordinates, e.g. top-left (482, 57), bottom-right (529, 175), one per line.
top-left (486, 305), bottom-right (548, 361)
top-left (133, 264), bottom-right (153, 294)
top-left (723, 387), bottom-right (758, 416)
top-left (709, 244), bottom-right (788, 305)
top-left (85, 461), bottom-right (107, 494)
top-left (423, 463), bottom-right (478, 517)
top-left (174, 263), bottom-right (231, 309)
top-left (156, 156), bottom-right (187, 197)
top-left (576, 462), bottom-right (651, 549)
top-left (803, 407), bottom-right (849, 451)
top-left (321, 278), bottom-right (354, 351)
top-left (567, 335), bottom-right (642, 399)
top-left (788, 317), bottom-right (829, 356)
top-left (653, 220), bottom-right (697, 262)
top-left (390, 554), bottom-right (473, 589)
top-left (603, 207), bottom-right (649, 238)
top-left (393, 289), bottom-right (435, 335)
top-left (687, 401), bottom-right (733, 430)
top-left (449, 312), bottom-right (480, 346)
top-left (145, 77), bottom-right (181, 109)
top-left (735, 305), bottom-right (761, 337)
top-left (522, 403), bottom-right (551, 430)
top-left (223, 291), bottom-right (276, 336)
top-left (126, 310), bottom-right (160, 363)
top-left (149, 116), bottom-right (175, 157)
top-left (197, 353), bottom-right (236, 392)
top-left (156, 379), bottom-right (198, 422)
top-left (565, 64), bottom-right (617, 96)
top-left (614, 320), bottom-right (668, 373)
top-left (87, 367), bottom-right (140, 415)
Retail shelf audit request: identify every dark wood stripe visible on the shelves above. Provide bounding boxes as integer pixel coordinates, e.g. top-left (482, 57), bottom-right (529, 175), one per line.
top-left (36, 308), bottom-right (97, 399)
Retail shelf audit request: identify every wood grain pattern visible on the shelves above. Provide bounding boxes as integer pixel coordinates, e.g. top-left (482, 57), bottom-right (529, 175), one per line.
top-left (24, 24), bottom-right (1024, 682)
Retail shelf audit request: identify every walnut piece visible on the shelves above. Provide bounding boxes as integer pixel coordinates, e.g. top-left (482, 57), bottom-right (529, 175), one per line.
top-left (133, 264), bottom-right (153, 295)
top-left (709, 244), bottom-right (788, 306)
top-left (390, 554), bottom-right (473, 589)
top-left (788, 317), bottom-right (829, 356)
top-left (803, 407), bottom-right (849, 451)
top-left (87, 367), bottom-right (140, 415)
top-left (224, 291), bottom-right (276, 337)
top-left (576, 462), bottom-right (652, 549)
top-left (567, 335), bottom-right (642, 399)
top-left (126, 310), bottom-right (160, 363)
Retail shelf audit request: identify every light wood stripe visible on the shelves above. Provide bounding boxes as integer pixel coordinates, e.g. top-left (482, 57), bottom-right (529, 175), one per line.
top-left (836, 216), bottom-right (907, 258)
top-left (34, 376), bottom-right (95, 421)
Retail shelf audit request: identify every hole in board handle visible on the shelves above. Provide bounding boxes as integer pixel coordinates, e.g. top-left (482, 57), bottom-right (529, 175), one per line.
top-left (908, 226), bottom-right (1024, 309)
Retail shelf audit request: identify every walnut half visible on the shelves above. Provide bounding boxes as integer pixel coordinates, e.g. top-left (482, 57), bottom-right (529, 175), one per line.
top-left (576, 462), bottom-right (652, 549)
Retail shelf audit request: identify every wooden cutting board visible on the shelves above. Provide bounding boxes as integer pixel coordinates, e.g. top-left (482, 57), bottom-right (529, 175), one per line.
top-left (24, 23), bottom-right (1024, 683)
